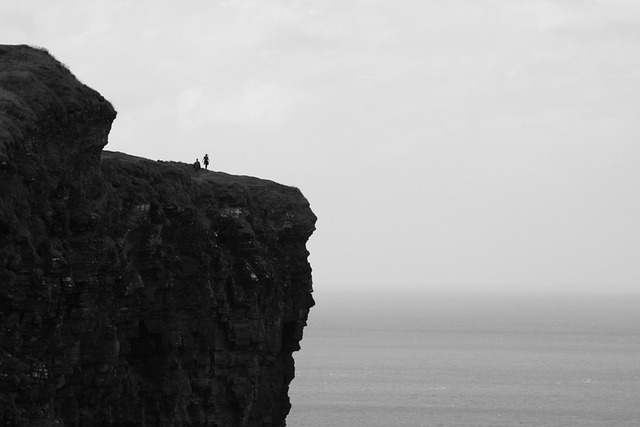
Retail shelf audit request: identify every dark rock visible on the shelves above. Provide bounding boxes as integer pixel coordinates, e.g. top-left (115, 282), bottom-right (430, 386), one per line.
top-left (0, 45), bottom-right (316, 426)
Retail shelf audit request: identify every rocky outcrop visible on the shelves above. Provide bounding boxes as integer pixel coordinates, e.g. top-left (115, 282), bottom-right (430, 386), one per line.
top-left (0, 45), bottom-right (315, 426)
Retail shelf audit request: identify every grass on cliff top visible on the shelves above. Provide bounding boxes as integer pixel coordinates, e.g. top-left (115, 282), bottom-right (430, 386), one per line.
top-left (101, 150), bottom-right (284, 189)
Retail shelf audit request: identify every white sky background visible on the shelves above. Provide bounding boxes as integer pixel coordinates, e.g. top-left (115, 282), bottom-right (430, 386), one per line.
top-left (2, 0), bottom-right (640, 295)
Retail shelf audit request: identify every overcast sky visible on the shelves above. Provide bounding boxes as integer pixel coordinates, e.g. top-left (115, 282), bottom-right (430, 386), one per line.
top-left (3, 0), bottom-right (640, 295)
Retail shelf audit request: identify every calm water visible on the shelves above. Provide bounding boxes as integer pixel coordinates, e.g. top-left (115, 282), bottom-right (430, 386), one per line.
top-left (287, 290), bottom-right (640, 426)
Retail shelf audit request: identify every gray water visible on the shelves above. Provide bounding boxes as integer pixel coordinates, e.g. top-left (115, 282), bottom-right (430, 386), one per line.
top-left (287, 290), bottom-right (640, 426)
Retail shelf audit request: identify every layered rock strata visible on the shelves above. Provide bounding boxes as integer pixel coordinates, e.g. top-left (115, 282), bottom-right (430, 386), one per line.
top-left (0, 45), bottom-right (315, 426)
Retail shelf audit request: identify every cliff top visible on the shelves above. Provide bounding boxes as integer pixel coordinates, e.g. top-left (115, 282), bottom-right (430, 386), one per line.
top-left (0, 44), bottom-right (116, 163)
top-left (0, 44), bottom-right (301, 194)
top-left (101, 151), bottom-right (314, 227)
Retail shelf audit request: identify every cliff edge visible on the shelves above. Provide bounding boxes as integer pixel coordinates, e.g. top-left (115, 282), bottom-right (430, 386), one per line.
top-left (0, 45), bottom-right (316, 426)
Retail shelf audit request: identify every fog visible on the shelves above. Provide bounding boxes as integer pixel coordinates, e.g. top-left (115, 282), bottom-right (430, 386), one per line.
top-left (3, 1), bottom-right (640, 295)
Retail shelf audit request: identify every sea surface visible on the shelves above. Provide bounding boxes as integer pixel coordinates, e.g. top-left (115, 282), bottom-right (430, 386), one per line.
top-left (287, 290), bottom-right (640, 426)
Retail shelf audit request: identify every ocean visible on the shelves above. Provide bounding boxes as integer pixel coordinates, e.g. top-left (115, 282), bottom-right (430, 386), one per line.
top-left (287, 290), bottom-right (640, 426)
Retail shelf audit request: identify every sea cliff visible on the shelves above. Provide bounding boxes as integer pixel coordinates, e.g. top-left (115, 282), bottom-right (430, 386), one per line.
top-left (0, 44), bottom-right (315, 426)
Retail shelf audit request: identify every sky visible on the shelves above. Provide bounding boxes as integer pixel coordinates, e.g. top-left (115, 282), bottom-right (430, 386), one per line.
top-left (2, 0), bottom-right (640, 296)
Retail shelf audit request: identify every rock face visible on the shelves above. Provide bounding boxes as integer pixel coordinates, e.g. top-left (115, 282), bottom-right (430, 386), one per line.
top-left (0, 45), bottom-right (316, 426)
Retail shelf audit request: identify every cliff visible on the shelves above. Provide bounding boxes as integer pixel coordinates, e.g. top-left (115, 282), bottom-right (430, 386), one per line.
top-left (0, 45), bottom-right (316, 426)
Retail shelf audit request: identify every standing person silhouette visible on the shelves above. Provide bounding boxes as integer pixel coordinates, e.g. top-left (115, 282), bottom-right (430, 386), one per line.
top-left (193, 158), bottom-right (201, 175)
top-left (203, 154), bottom-right (209, 170)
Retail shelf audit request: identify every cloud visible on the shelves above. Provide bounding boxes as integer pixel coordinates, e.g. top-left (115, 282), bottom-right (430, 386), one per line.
top-left (0, 6), bottom-right (37, 41)
top-left (176, 81), bottom-right (299, 130)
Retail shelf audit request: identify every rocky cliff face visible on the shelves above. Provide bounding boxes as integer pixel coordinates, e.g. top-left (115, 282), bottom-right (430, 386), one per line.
top-left (0, 45), bottom-right (316, 426)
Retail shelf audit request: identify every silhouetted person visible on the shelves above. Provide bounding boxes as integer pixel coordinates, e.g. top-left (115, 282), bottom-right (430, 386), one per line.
top-left (203, 154), bottom-right (209, 170)
top-left (193, 158), bottom-right (201, 175)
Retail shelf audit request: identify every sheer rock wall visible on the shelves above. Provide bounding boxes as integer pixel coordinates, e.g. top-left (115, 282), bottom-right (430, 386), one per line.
top-left (0, 44), bottom-right (315, 427)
